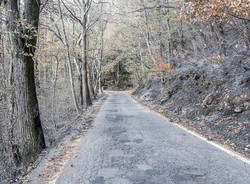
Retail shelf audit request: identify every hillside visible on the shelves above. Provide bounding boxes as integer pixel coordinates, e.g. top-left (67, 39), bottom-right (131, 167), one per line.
top-left (133, 54), bottom-right (250, 157)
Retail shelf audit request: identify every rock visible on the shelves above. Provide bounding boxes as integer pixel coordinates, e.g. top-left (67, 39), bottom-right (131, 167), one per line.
top-left (202, 94), bottom-right (214, 106)
top-left (234, 107), bottom-right (243, 113)
top-left (244, 102), bottom-right (250, 108)
top-left (223, 102), bottom-right (231, 110)
top-left (141, 92), bottom-right (152, 101)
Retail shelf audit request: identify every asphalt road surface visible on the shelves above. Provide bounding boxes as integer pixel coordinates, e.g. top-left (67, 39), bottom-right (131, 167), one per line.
top-left (55, 92), bottom-right (250, 184)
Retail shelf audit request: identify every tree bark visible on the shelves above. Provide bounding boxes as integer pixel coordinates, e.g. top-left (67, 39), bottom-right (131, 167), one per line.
top-left (97, 1), bottom-right (105, 94)
top-left (88, 63), bottom-right (96, 99)
top-left (52, 56), bottom-right (59, 129)
top-left (81, 0), bottom-right (92, 107)
top-left (5, 0), bottom-right (45, 166)
top-left (79, 64), bottom-right (84, 106)
top-left (73, 57), bottom-right (84, 107)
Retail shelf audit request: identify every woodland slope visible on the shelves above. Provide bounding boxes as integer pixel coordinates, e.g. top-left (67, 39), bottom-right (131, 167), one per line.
top-left (134, 54), bottom-right (250, 158)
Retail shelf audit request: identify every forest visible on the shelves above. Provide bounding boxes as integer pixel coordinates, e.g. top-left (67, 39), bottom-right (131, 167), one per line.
top-left (0, 0), bottom-right (249, 183)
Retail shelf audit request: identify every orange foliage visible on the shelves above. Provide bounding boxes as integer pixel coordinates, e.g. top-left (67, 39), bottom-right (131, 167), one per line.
top-left (151, 63), bottom-right (174, 73)
top-left (179, 0), bottom-right (250, 23)
top-left (151, 54), bottom-right (174, 73)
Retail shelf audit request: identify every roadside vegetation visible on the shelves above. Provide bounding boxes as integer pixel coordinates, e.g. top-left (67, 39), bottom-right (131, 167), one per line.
top-left (0, 0), bottom-right (249, 182)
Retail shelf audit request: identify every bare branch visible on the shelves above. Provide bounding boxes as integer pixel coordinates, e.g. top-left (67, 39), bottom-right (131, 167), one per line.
top-left (130, 5), bottom-right (179, 13)
top-left (61, 0), bottom-right (83, 26)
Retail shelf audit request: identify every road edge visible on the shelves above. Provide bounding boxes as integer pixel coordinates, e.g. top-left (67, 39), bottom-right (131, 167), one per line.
top-left (124, 90), bottom-right (250, 166)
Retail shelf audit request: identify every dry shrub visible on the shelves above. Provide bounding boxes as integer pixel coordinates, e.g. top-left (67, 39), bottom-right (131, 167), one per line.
top-left (150, 53), bottom-right (175, 74)
top-left (151, 63), bottom-right (174, 73)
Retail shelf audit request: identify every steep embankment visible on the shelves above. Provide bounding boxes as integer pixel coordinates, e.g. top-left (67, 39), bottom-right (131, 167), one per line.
top-left (133, 55), bottom-right (250, 158)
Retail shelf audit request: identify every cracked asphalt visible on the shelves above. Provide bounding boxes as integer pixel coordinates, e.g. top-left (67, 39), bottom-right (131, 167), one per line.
top-left (55, 92), bottom-right (250, 184)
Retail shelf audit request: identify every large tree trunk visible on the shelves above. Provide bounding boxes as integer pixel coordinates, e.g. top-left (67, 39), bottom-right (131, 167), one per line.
top-left (82, 32), bottom-right (92, 106)
top-left (5, 0), bottom-right (45, 166)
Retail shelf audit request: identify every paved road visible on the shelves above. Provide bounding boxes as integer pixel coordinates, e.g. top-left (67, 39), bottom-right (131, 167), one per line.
top-left (56, 92), bottom-right (250, 184)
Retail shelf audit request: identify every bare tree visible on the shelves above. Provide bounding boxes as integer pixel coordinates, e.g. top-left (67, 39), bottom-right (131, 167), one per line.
top-left (81, 0), bottom-right (92, 106)
top-left (97, 1), bottom-right (107, 94)
top-left (57, 0), bottom-right (82, 113)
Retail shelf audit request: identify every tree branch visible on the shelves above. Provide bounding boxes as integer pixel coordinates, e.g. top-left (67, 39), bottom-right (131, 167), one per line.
top-left (229, 12), bottom-right (250, 22)
top-left (130, 5), bottom-right (179, 13)
top-left (61, 0), bottom-right (83, 26)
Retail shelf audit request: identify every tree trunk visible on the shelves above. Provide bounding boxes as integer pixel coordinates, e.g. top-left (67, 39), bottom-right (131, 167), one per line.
top-left (116, 61), bottom-right (120, 87)
top-left (58, 0), bottom-right (81, 114)
top-left (88, 63), bottom-right (96, 99)
top-left (140, 0), bottom-right (155, 63)
top-left (81, 0), bottom-right (92, 107)
top-left (79, 65), bottom-right (84, 106)
top-left (98, 1), bottom-right (105, 94)
top-left (162, 0), bottom-right (172, 64)
top-left (5, 0), bottom-right (45, 166)
top-left (97, 33), bottom-right (104, 94)
top-left (73, 57), bottom-right (84, 107)
top-left (178, 20), bottom-right (185, 52)
top-left (98, 72), bottom-right (103, 94)
top-left (52, 56), bottom-right (59, 129)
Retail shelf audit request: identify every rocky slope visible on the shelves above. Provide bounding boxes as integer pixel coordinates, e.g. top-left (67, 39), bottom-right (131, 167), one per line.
top-left (133, 55), bottom-right (250, 158)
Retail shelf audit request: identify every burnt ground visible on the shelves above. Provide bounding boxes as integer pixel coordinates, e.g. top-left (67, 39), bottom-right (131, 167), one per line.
top-left (133, 55), bottom-right (250, 158)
